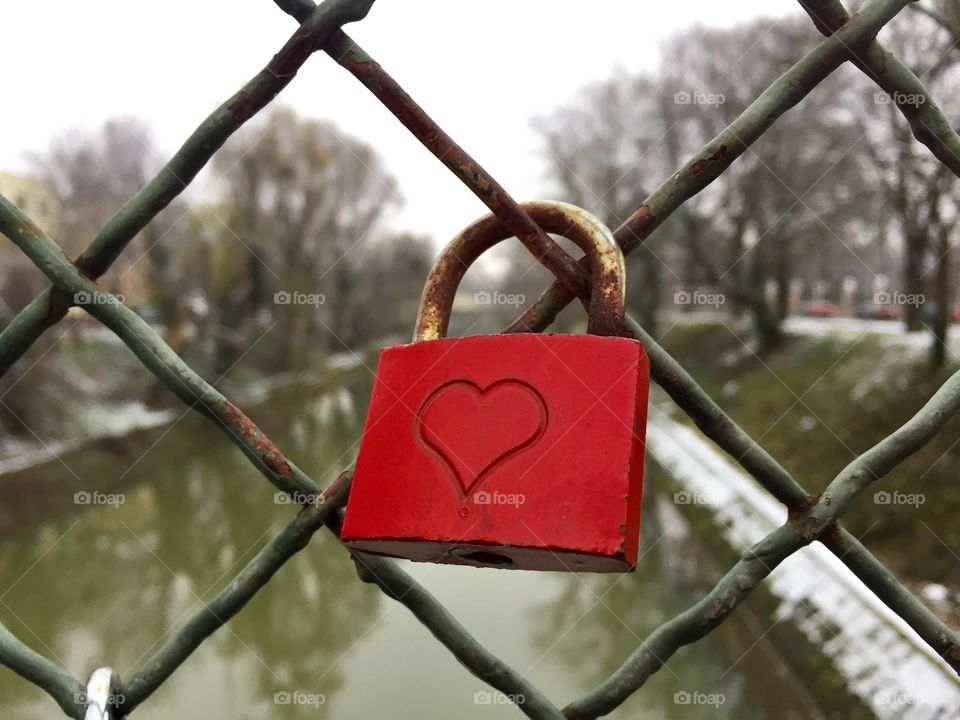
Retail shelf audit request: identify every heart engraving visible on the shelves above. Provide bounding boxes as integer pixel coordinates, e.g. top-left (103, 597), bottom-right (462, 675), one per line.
top-left (415, 378), bottom-right (548, 499)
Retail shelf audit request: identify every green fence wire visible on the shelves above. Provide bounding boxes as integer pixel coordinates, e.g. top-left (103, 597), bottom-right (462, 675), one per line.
top-left (1, 0), bottom-right (959, 717)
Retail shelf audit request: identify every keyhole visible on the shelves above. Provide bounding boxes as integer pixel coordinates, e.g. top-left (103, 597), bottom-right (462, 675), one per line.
top-left (461, 550), bottom-right (513, 566)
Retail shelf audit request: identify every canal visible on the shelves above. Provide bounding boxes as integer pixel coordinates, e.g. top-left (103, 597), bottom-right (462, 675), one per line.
top-left (0, 375), bottom-right (813, 718)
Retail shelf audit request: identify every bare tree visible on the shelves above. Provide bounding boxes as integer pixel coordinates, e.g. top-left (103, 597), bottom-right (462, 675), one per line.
top-left (532, 70), bottom-right (686, 336)
top-left (532, 17), bottom-right (867, 350)
top-left (861, 12), bottom-right (960, 364)
top-left (912, 0), bottom-right (960, 49)
top-left (29, 118), bottom-right (164, 297)
top-left (210, 107), bottom-right (401, 370)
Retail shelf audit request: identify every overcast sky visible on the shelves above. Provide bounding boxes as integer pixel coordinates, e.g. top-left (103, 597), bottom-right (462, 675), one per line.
top-left (2, 1), bottom-right (793, 245)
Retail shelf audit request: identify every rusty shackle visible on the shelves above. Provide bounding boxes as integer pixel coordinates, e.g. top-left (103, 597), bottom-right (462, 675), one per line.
top-left (414, 201), bottom-right (626, 341)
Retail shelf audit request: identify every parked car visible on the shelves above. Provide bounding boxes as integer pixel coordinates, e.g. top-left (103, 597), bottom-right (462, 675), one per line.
top-left (805, 301), bottom-right (839, 318)
top-left (918, 303), bottom-right (960, 324)
top-left (856, 303), bottom-right (900, 320)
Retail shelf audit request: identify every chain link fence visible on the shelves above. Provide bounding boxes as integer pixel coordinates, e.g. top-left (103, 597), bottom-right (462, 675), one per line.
top-left (0, 0), bottom-right (958, 717)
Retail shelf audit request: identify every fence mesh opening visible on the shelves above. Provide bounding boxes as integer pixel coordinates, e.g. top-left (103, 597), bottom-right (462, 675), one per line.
top-left (0, 0), bottom-right (958, 718)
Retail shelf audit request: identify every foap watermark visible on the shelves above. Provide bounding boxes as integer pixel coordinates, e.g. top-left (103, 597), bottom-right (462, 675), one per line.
top-left (473, 290), bottom-right (525, 307)
top-left (473, 490), bottom-right (525, 507)
top-left (875, 691), bottom-right (926, 708)
top-left (874, 90), bottom-right (926, 107)
top-left (74, 290), bottom-right (124, 307)
top-left (74, 690), bottom-right (125, 709)
top-left (274, 290), bottom-right (326, 308)
top-left (274, 690), bottom-right (326, 708)
top-left (673, 489), bottom-right (722, 507)
top-left (474, 690), bottom-right (525, 706)
top-left (674, 90), bottom-right (725, 107)
top-left (674, 289), bottom-right (725, 308)
top-left (874, 490), bottom-right (925, 508)
top-left (275, 490), bottom-right (325, 507)
top-left (874, 290), bottom-right (924, 308)
top-left (674, 690), bottom-right (726, 707)
top-left (74, 490), bottom-right (125, 508)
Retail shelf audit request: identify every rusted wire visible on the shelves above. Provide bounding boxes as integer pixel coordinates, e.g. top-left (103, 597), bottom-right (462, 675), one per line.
top-left (0, 0), bottom-right (957, 718)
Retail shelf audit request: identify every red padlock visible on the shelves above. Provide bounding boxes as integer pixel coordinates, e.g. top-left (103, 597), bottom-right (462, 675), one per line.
top-left (341, 201), bottom-right (649, 572)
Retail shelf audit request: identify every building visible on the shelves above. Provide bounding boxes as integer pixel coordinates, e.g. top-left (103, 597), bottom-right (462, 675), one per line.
top-left (0, 171), bottom-right (61, 237)
top-left (0, 172), bottom-right (63, 317)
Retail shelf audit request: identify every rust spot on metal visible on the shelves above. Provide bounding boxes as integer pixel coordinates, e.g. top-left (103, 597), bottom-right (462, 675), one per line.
top-left (614, 204), bottom-right (656, 254)
top-left (786, 494), bottom-right (818, 522)
top-left (589, 261), bottom-right (627, 336)
top-left (228, 93), bottom-right (255, 122)
top-left (801, 2), bottom-right (852, 36)
top-left (623, 204), bottom-right (655, 234)
top-left (318, 469), bottom-right (353, 510)
top-left (223, 400), bottom-right (292, 477)
top-left (269, 21), bottom-right (320, 79)
top-left (690, 145), bottom-right (729, 178)
top-left (45, 287), bottom-right (74, 321)
top-left (702, 589), bottom-right (738, 624)
top-left (825, 13), bottom-right (851, 34)
top-left (795, 513), bottom-right (835, 545)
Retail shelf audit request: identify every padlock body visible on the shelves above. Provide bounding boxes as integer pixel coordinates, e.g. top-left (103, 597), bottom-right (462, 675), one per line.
top-left (341, 334), bottom-right (649, 572)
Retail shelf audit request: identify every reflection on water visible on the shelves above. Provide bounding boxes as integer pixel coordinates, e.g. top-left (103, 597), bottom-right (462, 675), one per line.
top-left (1, 380), bottom-right (780, 718)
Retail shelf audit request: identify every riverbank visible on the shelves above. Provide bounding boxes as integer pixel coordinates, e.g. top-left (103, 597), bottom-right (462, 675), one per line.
top-left (647, 406), bottom-right (960, 719)
top-left (1, 368), bottom-right (800, 720)
top-left (2, 326), bottom-right (955, 717)
top-left (655, 318), bottom-right (960, 627)
top-left (0, 354), bottom-right (372, 537)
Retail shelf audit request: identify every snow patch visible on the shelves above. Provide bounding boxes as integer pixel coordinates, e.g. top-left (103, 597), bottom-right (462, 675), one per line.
top-left (647, 407), bottom-right (960, 718)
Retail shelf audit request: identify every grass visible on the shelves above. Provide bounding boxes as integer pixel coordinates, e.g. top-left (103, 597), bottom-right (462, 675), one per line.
top-left (655, 320), bottom-right (960, 597)
top-left (650, 463), bottom-right (876, 720)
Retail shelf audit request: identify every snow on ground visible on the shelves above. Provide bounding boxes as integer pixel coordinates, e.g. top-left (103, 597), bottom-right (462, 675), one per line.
top-left (0, 354), bottom-right (361, 475)
top-left (647, 405), bottom-right (960, 719)
top-left (664, 310), bottom-right (960, 353)
top-left (0, 402), bottom-right (179, 475)
top-left (783, 316), bottom-right (959, 352)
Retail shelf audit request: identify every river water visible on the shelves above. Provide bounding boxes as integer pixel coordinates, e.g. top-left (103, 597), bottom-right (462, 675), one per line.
top-left (0, 378), bottom-right (804, 719)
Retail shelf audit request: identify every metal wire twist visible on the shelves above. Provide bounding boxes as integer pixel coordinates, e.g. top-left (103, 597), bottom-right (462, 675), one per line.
top-left (0, 0), bottom-right (957, 717)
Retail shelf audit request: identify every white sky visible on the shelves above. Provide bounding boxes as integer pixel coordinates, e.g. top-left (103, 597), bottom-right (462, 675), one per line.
top-left (2, 0), bottom-right (793, 245)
